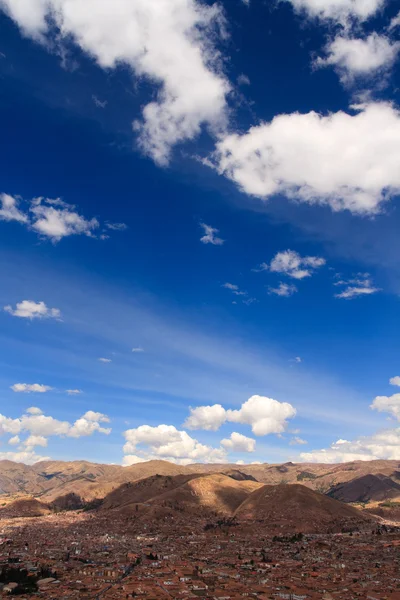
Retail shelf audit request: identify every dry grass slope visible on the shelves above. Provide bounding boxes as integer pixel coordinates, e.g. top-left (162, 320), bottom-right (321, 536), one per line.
top-left (0, 498), bottom-right (51, 518)
top-left (235, 483), bottom-right (371, 533)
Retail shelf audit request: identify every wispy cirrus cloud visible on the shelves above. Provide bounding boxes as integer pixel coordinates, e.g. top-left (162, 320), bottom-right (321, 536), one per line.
top-left (200, 223), bottom-right (224, 246)
top-left (334, 273), bottom-right (380, 299)
top-left (268, 283), bottom-right (298, 297)
top-left (222, 283), bottom-right (256, 305)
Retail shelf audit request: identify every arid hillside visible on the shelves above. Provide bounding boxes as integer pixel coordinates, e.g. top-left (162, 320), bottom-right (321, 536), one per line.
top-left (0, 498), bottom-right (51, 518)
top-left (0, 470), bottom-right (376, 534)
top-left (0, 458), bottom-right (400, 506)
top-left (328, 473), bottom-right (400, 503)
top-left (235, 483), bottom-right (371, 533)
top-left (101, 473), bottom-right (263, 518)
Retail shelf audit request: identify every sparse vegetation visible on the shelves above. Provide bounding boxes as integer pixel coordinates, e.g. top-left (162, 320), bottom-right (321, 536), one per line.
top-left (273, 532), bottom-right (303, 543)
top-left (297, 471), bottom-right (317, 482)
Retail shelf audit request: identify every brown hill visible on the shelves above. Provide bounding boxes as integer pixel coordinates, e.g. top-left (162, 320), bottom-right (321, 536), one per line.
top-left (101, 474), bottom-right (202, 510)
top-left (0, 498), bottom-right (50, 518)
top-left (235, 484), bottom-right (371, 533)
top-left (151, 474), bottom-right (262, 516)
top-left (40, 460), bottom-right (189, 502)
top-left (102, 473), bottom-right (262, 520)
top-left (365, 502), bottom-right (400, 522)
top-left (229, 460), bottom-right (400, 493)
top-left (328, 474), bottom-right (400, 503)
top-left (0, 461), bottom-right (47, 495)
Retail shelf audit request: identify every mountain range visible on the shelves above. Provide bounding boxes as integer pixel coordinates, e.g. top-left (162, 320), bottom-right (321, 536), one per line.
top-left (0, 459), bottom-right (399, 532)
top-left (1, 458), bottom-right (400, 501)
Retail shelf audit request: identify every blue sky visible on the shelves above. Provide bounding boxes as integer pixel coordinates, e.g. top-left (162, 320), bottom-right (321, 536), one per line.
top-left (0, 0), bottom-right (400, 466)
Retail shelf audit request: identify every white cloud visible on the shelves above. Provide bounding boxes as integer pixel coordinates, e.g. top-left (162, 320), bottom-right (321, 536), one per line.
top-left (294, 357), bottom-right (302, 363)
top-left (334, 274), bottom-right (380, 299)
top-left (68, 412), bottom-right (111, 438)
top-left (0, 0), bottom-right (230, 166)
top-left (221, 432), bottom-right (256, 452)
top-left (0, 450), bottom-right (50, 465)
top-left (316, 34), bottom-right (400, 82)
top-left (0, 406), bottom-right (111, 463)
top-left (98, 357), bottom-right (112, 363)
top-left (4, 300), bottom-right (61, 320)
top-left (26, 407), bottom-right (43, 415)
top-left (132, 347), bottom-right (144, 353)
top-left (227, 395), bottom-right (297, 436)
top-left (122, 454), bottom-right (149, 466)
top-left (300, 387), bottom-right (400, 462)
top-left (389, 12), bottom-right (400, 30)
top-left (300, 428), bottom-right (400, 462)
top-left (0, 194), bottom-right (124, 243)
top-left (335, 285), bottom-right (379, 299)
top-left (0, 407), bottom-right (111, 440)
top-left (213, 102), bottom-right (400, 215)
top-left (184, 404), bottom-right (227, 431)
top-left (0, 193), bottom-right (29, 223)
top-left (23, 434), bottom-right (48, 449)
top-left (19, 414), bottom-right (72, 437)
top-left (200, 223), bottom-right (224, 246)
top-left (285, 0), bottom-right (385, 24)
top-left (11, 383), bottom-right (53, 393)
top-left (268, 283), bottom-right (298, 297)
top-left (30, 200), bottom-right (99, 242)
top-left (82, 411), bottom-right (110, 423)
top-left (222, 283), bottom-right (247, 296)
top-left (371, 393), bottom-right (400, 421)
top-left (0, 415), bottom-right (21, 435)
top-left (65, 389), bottom-right (82, 395)
top-left (390, 376), bottom-right (400, 387)
top-left (106, 222), bottom-right (128, 231)
top-left (258, 250), bottom-right (326, 280)
top-left (184, 395), bottom-right (296, 436)
top-left (290, 436), bottom-right (308, 445)
top-left (123, 424), bottom-right (227, 464)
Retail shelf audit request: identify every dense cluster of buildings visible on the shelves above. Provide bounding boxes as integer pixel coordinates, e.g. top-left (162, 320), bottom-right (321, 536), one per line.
top-left (0, 511), bottom-right (399, 599)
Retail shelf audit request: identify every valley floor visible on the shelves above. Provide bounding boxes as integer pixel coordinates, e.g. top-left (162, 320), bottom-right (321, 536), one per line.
top-left (0, 511), bottom-right (399, 599)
